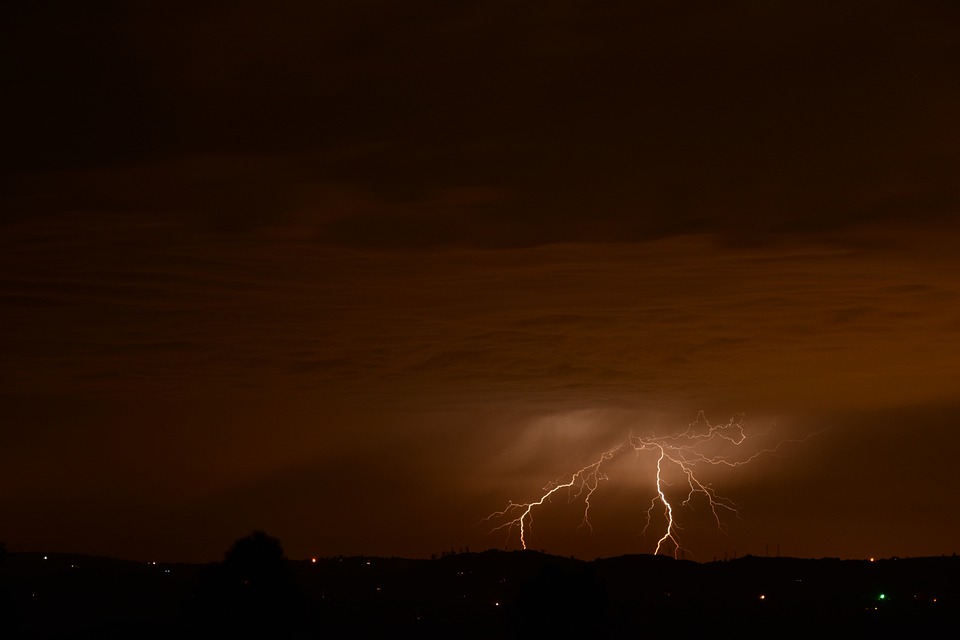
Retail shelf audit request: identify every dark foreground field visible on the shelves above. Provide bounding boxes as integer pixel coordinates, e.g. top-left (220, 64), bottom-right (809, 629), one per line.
top-left (1, 545), bottom-right (956, 638)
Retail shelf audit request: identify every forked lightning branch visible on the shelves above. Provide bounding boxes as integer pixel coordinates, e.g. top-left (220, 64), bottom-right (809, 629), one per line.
top-left (486, 412), bottom-right (814, 558)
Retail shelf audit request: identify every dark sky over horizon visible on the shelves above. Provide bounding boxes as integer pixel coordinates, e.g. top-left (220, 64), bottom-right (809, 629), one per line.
top-left (3, 0), bottom-right (960, 562)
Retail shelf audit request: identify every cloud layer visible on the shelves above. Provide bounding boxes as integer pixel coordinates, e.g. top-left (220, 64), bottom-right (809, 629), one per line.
top-left (3, 1), bottom-right (959, 561)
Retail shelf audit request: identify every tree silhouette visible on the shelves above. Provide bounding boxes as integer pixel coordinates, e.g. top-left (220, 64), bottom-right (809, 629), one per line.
top-left (189, 531), bottom-right (307, 637)
top-left (223, 530), bottom-right (286, 587)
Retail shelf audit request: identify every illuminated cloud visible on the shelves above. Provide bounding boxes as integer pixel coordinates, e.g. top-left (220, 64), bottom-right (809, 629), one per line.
top-left (2, 0), bottom-right (959, 561)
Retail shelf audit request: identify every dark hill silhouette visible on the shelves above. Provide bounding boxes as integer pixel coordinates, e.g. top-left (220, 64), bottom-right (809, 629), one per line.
top-left (1, 541), bottom-right (957, 638)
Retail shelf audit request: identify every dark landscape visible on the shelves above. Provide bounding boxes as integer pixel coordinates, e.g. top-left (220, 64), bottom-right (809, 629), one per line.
top-left (2, 534), bottom-right (957, 638)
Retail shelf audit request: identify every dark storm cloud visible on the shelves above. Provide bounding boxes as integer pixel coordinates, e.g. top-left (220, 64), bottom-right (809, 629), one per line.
top-left (4, 215), bottom-right (958, 416)
top-left (6, 1), bottom-right (959, 246)
top-left (3, 1), bottom-right (960, 561)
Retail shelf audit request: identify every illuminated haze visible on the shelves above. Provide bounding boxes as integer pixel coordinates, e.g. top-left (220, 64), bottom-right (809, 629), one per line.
top-left (2, 1), bottom-right (959, 562)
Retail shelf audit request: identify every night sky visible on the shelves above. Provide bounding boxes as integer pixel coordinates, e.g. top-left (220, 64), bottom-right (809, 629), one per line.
top-left (3, 1), bottom-right (960, 563)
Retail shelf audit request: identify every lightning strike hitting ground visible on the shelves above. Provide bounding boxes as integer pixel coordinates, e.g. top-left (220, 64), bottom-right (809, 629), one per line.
top-left (487, 412), bottom-right (812, 558)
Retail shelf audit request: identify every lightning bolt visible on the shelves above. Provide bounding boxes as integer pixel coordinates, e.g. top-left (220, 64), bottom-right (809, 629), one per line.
top-left (486, 412), bottom-right (815, 558)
